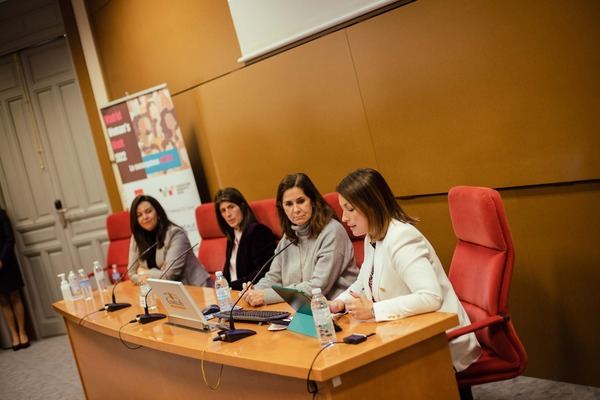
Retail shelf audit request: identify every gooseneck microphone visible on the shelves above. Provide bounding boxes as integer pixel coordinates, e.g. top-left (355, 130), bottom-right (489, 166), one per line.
top-left (103, 241), bottom-right (159, 312)
top-left (214, 239), bottom-right (296, 342)
top-left (136, 243), bottom-right (198, 324)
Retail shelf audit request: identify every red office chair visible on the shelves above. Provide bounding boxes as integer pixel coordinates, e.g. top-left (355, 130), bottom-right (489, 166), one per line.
top-left (195, 203), bottom-right (227, 280)
top-left (446, 186), bottom-right (527, 398)
top-left (324, 192), bottom-right (365, 266)
top-left (250, 198), bottom-right (282, 239)
top-left (106, 211), bottom-right (131, 282)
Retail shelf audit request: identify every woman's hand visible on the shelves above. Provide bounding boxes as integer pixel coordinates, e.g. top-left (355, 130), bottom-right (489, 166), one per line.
top-left (129, 273), bottom-right (140, 285)
top-left (241, 282), bottom-right (265, 306)
top-left (346, 291), bottom-right (375, 320)
top-left (328, 299), bottom-right (346, 314)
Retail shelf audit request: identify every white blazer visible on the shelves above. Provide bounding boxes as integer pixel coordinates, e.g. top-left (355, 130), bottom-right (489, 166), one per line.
top-left (336, 219), bottom-right (481, 372)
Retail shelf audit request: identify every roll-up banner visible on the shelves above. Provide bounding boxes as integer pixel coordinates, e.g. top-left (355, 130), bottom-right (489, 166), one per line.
top-left (100, 84), bottom-right (201, 248)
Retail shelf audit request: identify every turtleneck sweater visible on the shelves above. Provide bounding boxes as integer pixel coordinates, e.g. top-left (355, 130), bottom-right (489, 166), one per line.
top-left (255, 219), bottom-right (359, 304)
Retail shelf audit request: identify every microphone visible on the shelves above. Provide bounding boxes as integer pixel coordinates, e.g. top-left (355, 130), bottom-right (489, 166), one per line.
top-left (214, 239), bottom-right (296, 342)
top-left (136, 243), bottom-right (198, 324)
top-left (103, 241), bottom-right (159, 312)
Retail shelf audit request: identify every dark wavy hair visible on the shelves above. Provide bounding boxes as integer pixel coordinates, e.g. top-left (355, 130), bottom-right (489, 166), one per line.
top-left (214, 187), bottom-right (257, 242)
top-left (336, 168), bottom-right (417, 241)
top-left (129, 195), bottom-right (174, 258)
top-left (276, 173), bottom-right (334, 243)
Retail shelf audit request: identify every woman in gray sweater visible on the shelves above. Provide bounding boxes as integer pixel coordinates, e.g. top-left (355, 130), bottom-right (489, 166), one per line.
top-left (242, 173), bottom-right (358, 305)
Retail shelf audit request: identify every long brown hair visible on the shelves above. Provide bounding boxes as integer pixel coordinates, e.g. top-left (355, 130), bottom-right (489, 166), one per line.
top-left (276, 173), bottom-right (334, 243)
top-left (336, 168), bottom-right (417, 241)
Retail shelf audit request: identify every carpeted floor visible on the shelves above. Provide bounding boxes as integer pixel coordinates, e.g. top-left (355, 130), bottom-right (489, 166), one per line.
top-left (1, 335), bottom-right (599, 399)
top-left (0, 335), bottom-right (84, 399)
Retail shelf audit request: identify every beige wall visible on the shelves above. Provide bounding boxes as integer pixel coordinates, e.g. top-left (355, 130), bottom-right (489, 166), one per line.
top-left (69, 0), bottom-right (599, 386)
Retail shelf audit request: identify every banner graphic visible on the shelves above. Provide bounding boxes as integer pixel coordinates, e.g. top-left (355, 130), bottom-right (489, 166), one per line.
top-left (101, 84), bottom-right (201, 247)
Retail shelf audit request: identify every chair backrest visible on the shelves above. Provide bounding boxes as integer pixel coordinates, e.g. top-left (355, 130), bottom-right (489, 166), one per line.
top-left (106, 211), bottom-right (131, 281)
top-left (448, 186), bottom-right (525, 372)
top-left (323, 192), bottom-right (365, 266)
top-left (250, 198), bottom-right (282, 239)
top-left (195, 203), bottom-right (227, 279)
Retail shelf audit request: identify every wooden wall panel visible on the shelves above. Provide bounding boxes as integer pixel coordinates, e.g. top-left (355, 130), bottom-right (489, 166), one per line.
top-left (89, 0), bottom-right (241, 98)
top-left (170, 90), bottom-right (217, 202)
top-left (193, 31), bottom-right (377, 199)
top-left (503, 182), bottom-right (600, 385)
top-left (347, 0), bottom-right (600, 195)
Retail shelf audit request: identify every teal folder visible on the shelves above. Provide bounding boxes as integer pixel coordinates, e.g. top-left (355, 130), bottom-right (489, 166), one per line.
top-left (271, 286), bottom-right (317, 338)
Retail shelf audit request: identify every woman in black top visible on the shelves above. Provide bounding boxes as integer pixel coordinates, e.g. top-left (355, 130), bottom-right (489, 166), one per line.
top-left (0, 208), bottom-right (29, 350)
top-left (214, 188), bottom-right (277, 290)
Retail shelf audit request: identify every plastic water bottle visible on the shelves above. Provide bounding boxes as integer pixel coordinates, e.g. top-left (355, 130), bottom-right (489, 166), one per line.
top-left (93, 261), bottom-right (108, 292)
top-left (214, 271), bottom-right (232, 311)
top-left (311, 288), bottom-right (336, 346)
top-left (57, 273), bottom-right (73, 301)
top-left (111, 264), bottom-right (121, 284)
top-left (67, 270), bottom-right (83, 300)
top-left (139, 272), bottom-right (156, 311)
top-left (78, 268), bottom-right (93, 300)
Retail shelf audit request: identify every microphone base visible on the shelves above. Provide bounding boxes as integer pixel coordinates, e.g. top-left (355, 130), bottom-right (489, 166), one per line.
top-left (214, 329), bottom-right (256, 342)
top-left (136, 313), bottom-right (167, 324)
top-left (105, 302), bottom-right (131, 312)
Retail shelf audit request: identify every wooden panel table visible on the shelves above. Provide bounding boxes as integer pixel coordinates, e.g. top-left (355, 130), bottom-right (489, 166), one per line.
top-left (53, 282), bottom-right (460, 399)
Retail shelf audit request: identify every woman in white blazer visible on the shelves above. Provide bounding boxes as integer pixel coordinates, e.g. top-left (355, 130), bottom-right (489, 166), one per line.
top-left (329, 168), bottom-right (480, 372)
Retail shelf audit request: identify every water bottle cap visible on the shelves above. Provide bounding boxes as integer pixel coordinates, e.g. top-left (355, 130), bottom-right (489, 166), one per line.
top-left (311, 288), bottom-right (322, 295)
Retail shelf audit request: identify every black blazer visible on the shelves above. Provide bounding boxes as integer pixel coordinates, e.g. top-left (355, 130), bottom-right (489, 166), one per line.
top-left (0, 209), bottom-right (24, 293)
top-left (222, 222), bottom-right (277, 290)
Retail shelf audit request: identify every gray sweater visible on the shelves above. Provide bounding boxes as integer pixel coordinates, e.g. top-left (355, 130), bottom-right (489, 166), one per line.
top-left (255, 219), bottom-right (358, 304)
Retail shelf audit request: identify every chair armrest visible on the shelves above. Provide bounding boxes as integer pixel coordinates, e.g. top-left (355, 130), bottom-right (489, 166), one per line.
top-left (447, 314), bottom-right (509, 341)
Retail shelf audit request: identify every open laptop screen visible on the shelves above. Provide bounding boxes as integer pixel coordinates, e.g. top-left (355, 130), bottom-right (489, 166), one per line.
top-left (147, 279), bottom-right (213, 331)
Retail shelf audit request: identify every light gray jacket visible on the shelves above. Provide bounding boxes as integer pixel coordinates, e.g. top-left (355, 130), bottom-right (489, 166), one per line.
top-left (128, 225), bottom-right (210, 286)
top-left (255, 219), bottom-right (358, 304)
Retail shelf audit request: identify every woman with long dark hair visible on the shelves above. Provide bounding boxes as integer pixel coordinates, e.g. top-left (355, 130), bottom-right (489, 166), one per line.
top-left (214, 188), bottom-right (277, 290)
top-left (242, 173), bottom-right (358, 306)
top-left (128, 195), bottom-right (210, 286)
top-left (330, 168), bottom-right (481, 372)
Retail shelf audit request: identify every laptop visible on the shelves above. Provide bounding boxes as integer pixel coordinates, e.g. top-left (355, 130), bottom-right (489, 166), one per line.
top-left (147, 279), bottom-right (217, 332)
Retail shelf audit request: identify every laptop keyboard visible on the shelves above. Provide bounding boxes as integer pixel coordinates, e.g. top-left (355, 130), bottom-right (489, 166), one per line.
top-left (214, 309), bottom-right (290, 322)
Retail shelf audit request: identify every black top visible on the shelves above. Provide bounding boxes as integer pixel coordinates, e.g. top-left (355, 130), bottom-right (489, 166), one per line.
top-left (222, 222), bottom-right (277, 290)
top-left (141, 228), bottom-right (159, 269)
top-left (0, 209), bottom-right (24, 294)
